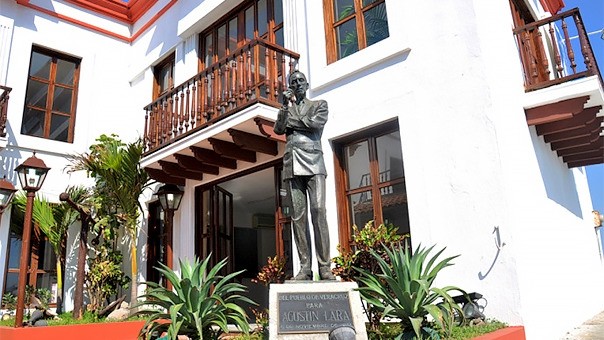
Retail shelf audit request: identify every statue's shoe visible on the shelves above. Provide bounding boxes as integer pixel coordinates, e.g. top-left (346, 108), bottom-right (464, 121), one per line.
top-left (319, 268), bottom-right (336, 280)
top-left (293, 270), bottom-right (312, 281)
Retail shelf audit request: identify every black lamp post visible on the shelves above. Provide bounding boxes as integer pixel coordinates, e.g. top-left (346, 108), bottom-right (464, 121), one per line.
top-left (0, 176), bottom-right (17, 216)
top-left (14, 152), bottom-right (50, 327)
top-left (155, 184), bottom-right (183, 289)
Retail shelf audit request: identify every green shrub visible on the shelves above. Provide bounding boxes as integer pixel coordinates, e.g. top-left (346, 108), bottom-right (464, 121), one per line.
top-left (1, 292), bottom-right (16, 312)
top-left (36, 287), bottom-right (52, 310)
top-left (137, 255), bottom-right (254, 340)
top-left (86, 243), bottom-right (130, 314)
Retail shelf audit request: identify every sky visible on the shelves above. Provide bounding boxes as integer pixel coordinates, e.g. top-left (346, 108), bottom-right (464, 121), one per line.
top-left (562, 0), bottom-right (604, 218)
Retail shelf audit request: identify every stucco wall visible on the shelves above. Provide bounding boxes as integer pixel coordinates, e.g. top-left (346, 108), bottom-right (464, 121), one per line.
top-left (0, 0), bottom-right (602, 339)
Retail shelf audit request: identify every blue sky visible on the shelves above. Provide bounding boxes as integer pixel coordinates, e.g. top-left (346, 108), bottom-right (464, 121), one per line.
top-left (562, 0), bottom-right (604, 217)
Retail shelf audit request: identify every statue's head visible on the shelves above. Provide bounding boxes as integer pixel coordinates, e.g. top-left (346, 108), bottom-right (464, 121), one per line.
top-left (288, 70), bottom-right (308, 98)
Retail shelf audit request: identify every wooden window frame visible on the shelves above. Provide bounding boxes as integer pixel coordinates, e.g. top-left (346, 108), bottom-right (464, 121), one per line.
top-left (3, 222), bottom-right (59, 308)
top-left (333, 119), bottom-right (405, 250)
top-left (198, 0), bottom-right (283, 70)
top-left (21, 45), bottom-right (80, 143)
top-left (323, 0), bottom-right (389, 64)
top-left (153, 52), bottom-right (175, 100)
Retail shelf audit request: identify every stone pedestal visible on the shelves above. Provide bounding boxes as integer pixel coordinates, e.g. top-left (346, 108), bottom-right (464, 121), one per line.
top-left (269, 281), bottom-right (368, 340)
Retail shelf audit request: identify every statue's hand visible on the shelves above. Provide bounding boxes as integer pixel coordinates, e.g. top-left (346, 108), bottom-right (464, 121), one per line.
top-left (282, 89), bottom-right (294, 106)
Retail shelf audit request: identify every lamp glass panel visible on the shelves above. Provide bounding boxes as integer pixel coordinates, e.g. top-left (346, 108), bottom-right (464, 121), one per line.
top-left (172, 193), bottom-right (183, 210)
top-left (17, 170), bottom-right (27, 189)
top-left (158, 195), bottom-right (167, 211)
top-left (0, 190), bottom-right (12, 206)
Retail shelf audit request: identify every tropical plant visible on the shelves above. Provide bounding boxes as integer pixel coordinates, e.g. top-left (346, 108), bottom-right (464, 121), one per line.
top-left (2, 292), bottom-right (17, 312)
top-left (35, 287), bottom-right (52, 310)
top-left (250, 307), bottom-right (269, 337)
top-left (68, 134), bottom-right (151, 312)
top-left (356, 243), bottom-right (465, 339)
top-left (86, 243), bottom-right (130, 314)
top-left (12, 186), bottom-right (89, 313)
top-left (332, 220), bottom-right (406, 329)
top-left (251, 255), bottom-right (288, 286)
top-left (137, 255), bottom-right (254, 340)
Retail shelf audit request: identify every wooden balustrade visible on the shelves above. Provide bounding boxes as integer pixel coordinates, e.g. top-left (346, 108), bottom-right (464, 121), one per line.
top-left (0, 85), bottom-right (11, 138)
top-left (513, 8), bottom-right (602, 91)
top-left (143, 39), bottom-right (299, 153)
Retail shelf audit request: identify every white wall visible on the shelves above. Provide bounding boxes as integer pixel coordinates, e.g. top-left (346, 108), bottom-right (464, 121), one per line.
top-left (300, 0), bottom-right (603, 338)
top-left (0, 0), bottom-right (149, 308)
top-left (2, 0), bottom-right (602, 338)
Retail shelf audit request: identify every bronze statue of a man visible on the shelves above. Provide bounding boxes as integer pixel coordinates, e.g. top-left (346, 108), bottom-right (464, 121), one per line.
top-left (274, 70), bottom-right (335, 281)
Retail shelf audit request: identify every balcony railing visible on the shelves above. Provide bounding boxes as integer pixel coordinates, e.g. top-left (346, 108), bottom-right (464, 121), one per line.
top-left (513, 8), bottom-right (602, 91)
top-left (0, 85), bottom-right (11, 138)
top-left (143, 39), bottom-right (299, 153)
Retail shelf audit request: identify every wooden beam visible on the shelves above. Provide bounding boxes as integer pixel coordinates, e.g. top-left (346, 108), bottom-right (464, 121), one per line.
top-left (159, 161), bottom-right (204, 180)
top-left (144, 167), bottom-right (186, 186)
top-left (174, 154), bottom-right (220, 175)
top-left (190, 147), bottom-right (238, 169)
top-left (556, 137), bottom-right (604, 157)
top-left (254, 117), bottom-right (286, 142)
top-left (550, 132), bottom-right (600, 151)
top-left (536, 106), bottom-right (602, 135)
top-left (563, 149), bottom-right (604, 163)
top-left (568, 156), bottom-right (604, 168)
top-left (228, 128), bottom-right (278, 155)
top-left (525, 96), bottom-right (589, 125)
top-left (209, 138), bottom-right (257, 163)
top-left (543, 118), bottom-right (602, 143)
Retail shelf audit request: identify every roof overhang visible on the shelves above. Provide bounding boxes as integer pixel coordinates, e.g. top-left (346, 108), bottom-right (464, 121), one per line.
top-left (523, 75), bottom-right (604, 168)
top-left (141, 103), bottom-right (285, 186)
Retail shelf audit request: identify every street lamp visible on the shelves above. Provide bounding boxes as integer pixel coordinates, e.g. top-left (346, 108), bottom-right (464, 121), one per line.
top-left (0, 176), bottom-right (17, 215)
top-left (14, 153), bottom-right (50, 327)
top-left (155, 184), bottom-right (183, 289)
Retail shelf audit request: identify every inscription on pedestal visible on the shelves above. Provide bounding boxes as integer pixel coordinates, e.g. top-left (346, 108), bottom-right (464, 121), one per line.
top-left (278, 292), bottom-right (353, 333)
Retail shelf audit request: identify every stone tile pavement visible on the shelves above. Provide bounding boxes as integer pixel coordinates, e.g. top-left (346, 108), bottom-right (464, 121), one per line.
top-left (560, 310), bottom-right (604, 339)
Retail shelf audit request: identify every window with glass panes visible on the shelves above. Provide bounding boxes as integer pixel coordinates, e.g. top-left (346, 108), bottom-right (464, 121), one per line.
top-left (21, 46), bottom-right (80, 143)
top-left (2, 207), bottom-right (58, 305)
top-left (153, 53), bottom-right (175, 100)
top-left (199, 0), bottom-right (283, 68)
top-left (333, 120), bottom-right (410, 249)
top-left (323, 0), bottom-right (389, 63)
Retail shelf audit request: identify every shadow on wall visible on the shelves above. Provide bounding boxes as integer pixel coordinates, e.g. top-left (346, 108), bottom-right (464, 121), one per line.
top-left (0, 124), bottom-right (25, 183)
top-left (478, 226), bottom-right (506, 280)
top-left (531, 128), bottom-right (582, 218)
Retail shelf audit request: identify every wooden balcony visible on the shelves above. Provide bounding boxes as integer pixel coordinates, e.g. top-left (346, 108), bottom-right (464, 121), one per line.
top-left (513, 8), bottom-right (601, 91)
top-left (143, 39), bottom-right (299, 154)
top-left (0, 85), bottom-right (11, 138)
top-left (513, 8), bottom-right (604, 168)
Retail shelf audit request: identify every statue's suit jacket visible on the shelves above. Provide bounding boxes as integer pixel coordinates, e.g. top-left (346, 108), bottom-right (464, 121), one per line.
top-left (274, 98), bottom-right (328, 180)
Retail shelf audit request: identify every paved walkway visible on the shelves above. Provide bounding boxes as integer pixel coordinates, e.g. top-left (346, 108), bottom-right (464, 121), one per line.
top-left (560, 310), bottom-right (604, 339)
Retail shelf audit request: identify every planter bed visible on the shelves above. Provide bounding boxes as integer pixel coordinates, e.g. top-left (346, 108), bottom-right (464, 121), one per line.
top-left (0, 320), bottom-right (146, 340)
top-left (472, 326), bottom-right (526, 340)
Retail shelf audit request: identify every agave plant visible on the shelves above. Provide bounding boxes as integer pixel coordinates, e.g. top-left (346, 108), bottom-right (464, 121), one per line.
top-left (137, 255), bottom-right (254, 340)
top-left (356, 243), bottom-right (465, 339)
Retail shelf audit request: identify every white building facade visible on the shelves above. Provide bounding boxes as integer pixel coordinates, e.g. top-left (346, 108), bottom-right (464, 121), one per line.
top-left (0, 0), bottom-right (603, 339)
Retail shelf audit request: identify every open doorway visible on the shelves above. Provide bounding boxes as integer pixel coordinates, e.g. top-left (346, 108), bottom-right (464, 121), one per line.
top-left (195, 166), bottom-right (286, 310)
